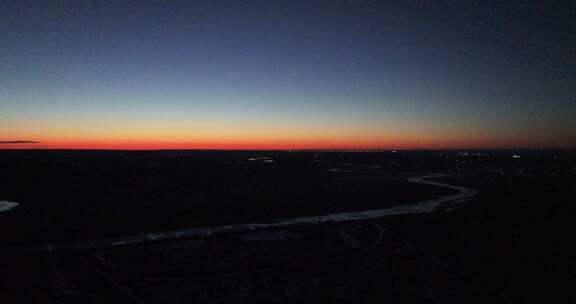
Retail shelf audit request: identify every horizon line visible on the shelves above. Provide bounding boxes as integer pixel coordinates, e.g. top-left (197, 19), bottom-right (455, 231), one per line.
top-left (0, 147), bottom-right (573, 152)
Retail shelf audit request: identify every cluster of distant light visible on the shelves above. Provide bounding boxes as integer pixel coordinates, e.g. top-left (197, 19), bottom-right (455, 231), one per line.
top-left (439, 151), bottom-right (571, 177)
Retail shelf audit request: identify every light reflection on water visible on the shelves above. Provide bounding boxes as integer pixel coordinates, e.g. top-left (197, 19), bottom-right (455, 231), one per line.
top-left (0, 200), bottom-right (19, 212)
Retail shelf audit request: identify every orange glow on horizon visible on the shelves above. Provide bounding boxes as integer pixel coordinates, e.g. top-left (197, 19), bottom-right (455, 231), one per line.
top-left (0, 135), bottom-right (569, 150)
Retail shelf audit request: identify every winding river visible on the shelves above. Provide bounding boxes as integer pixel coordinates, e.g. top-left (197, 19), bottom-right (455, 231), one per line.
top-left (245, 174), bottom-right (477, 227)
top-left (44, 173), bottom-right (477, 251)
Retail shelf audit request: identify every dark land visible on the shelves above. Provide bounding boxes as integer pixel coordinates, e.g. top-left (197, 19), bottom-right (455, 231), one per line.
top-left (1, 149), bottom-right (575, 303)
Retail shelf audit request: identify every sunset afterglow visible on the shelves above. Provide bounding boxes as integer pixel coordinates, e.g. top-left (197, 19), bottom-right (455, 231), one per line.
top-left (1, 1), bottom-right (574, 150)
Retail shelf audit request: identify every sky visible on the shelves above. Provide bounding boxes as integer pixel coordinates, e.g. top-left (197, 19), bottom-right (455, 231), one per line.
top-left (1, 0), bottom-right (575, 149)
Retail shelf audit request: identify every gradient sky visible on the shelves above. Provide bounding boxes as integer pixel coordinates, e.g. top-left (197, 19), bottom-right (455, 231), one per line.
top-left (1, 0), bottom-right (575, 149)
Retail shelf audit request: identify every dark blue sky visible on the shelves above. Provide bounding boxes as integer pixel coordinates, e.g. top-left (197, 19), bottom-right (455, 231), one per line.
top-left (1, 0), bottom-right (575, 149)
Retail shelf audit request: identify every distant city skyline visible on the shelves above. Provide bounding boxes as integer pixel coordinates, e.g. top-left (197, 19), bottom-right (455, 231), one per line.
top-left (1, 1), bottom-right (575, 149)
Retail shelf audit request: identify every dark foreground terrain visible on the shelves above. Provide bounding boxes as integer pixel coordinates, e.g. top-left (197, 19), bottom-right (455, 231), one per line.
top-left (0, 150), bottom-right (455, 243)
top-left (1, 149), bottom-right (575, 303)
